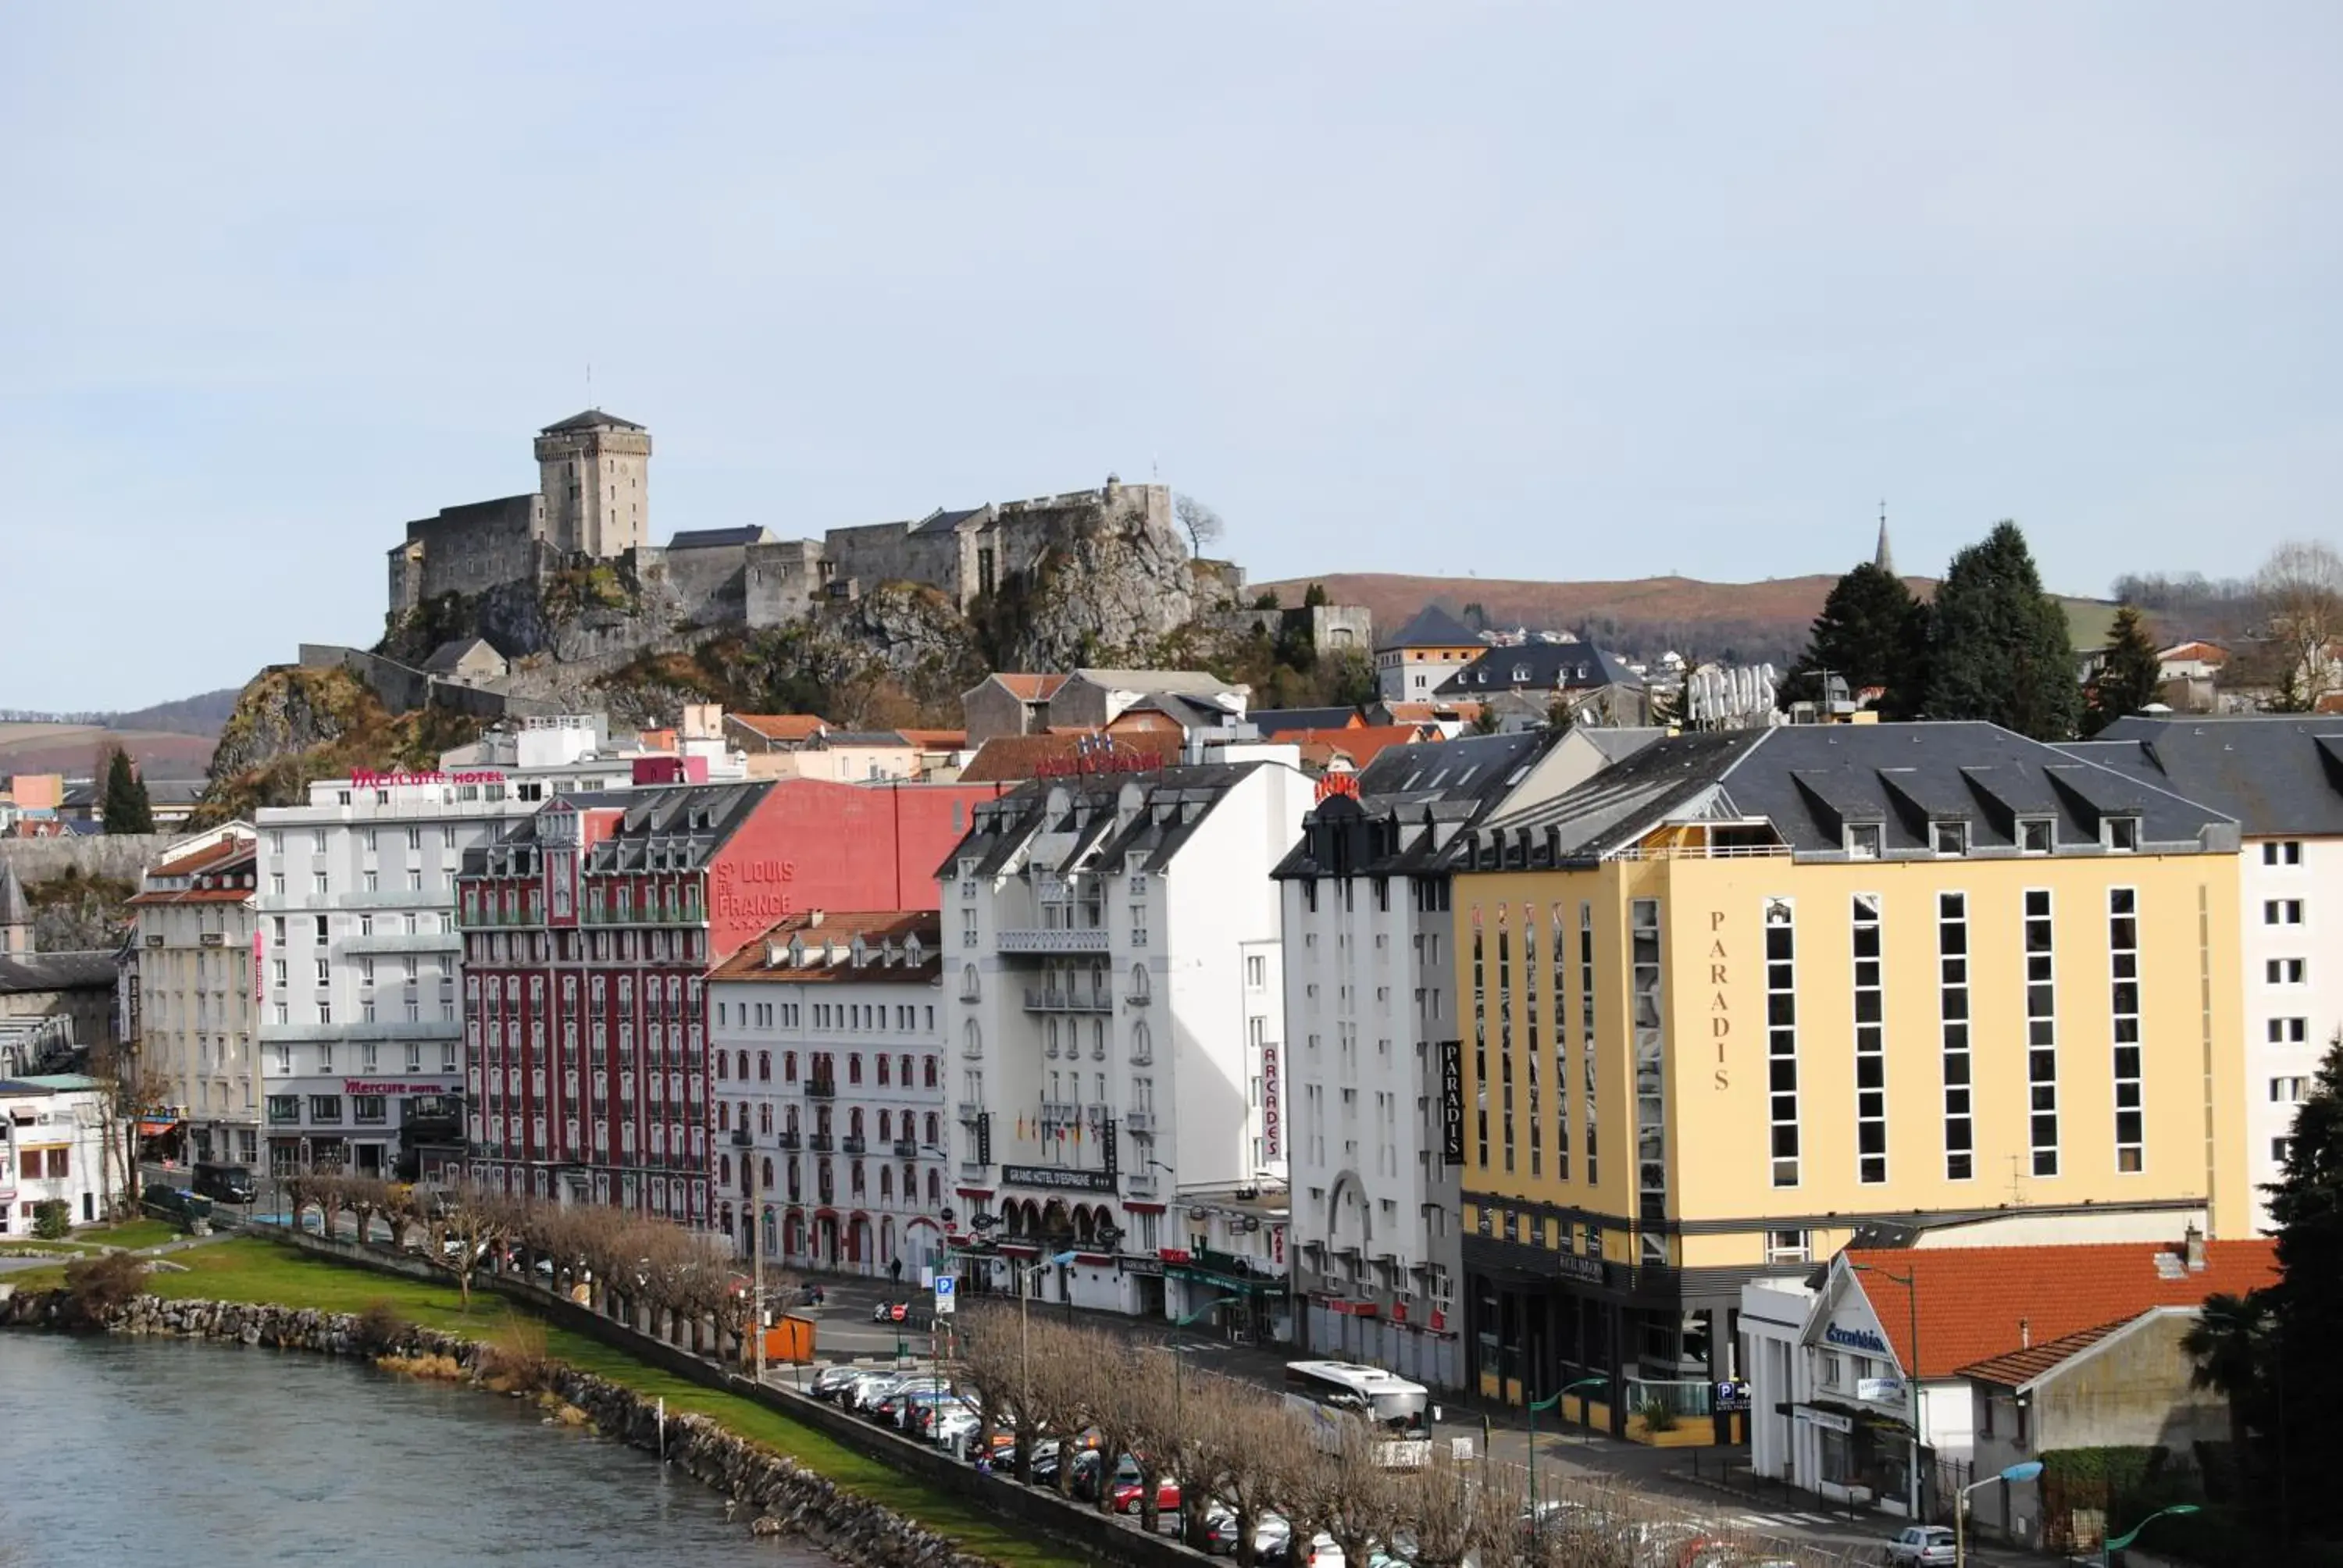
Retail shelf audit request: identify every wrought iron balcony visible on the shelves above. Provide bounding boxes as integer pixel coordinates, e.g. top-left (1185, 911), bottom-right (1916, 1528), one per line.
top-left (1023, 987), bottom-right (1114, 1014)
top-left (804, 1077), bottom-right (836, 1099)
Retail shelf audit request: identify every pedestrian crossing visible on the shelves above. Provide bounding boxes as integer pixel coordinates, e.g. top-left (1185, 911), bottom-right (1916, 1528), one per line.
top-left (1722, 1509), bottom-right (1843, 1531)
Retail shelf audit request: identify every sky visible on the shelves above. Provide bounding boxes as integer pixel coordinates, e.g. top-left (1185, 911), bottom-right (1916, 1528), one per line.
top-left (3, 2), bottom-right (2338, 711)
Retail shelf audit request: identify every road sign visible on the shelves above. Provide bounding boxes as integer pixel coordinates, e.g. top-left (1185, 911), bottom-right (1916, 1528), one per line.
top-left (890, 1303), bottom-right (908, 1323)
top-left (933, 1274), bottom-right (958, 1316)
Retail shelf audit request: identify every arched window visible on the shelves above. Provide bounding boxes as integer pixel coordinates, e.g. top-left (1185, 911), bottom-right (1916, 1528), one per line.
top-left (715, 1053), bottom-right (729, 1081)
top-left (901, 1163), bottom-right (915, 1199)
top-left (785, 1105), bottom-right (800, 1134)
top-left (758, 1103), bottom-right (772, 1134)
top-left (964, 1020), bottom-right (982, 1055)
top-left (923, 1056), bottom-right (938, 1088)
top-left (719, 1153), bottom-right (733, 1183)
top-left (718, 1101), bottom-right (731, 1131)
top-left (736, 1049), bottom-right (749, 1079)
top-left (878, 1110), bottom-right (893, 1142)
top-left (783, 1051), bottom-right (797, 1082)
top-left (1132, 1021), bottom-right (1152, 1060)
top-left (1129, 964), bottom-right (1150, 1001)
top-left (925, 1168), bottom-right (940, 1204)
top-left (879, 1167), bottom-right (893, 1201)
top-left (757, 1051), bottom-right (772, 1082)
top-left (961, 964), bottom-right (979, 1000)
top-left (877, 1056), bottom-right (891, 1086)
top-left (850, 1107), bottom-right (865, 1138)
top-left (899, 1054), bottom-right (911, 1085)
top-left (761, 1156), bottom-right (775, 1189)
top-left (848, 1053), bottom-right (864, 1085)
top-left (924, 1112), bottom-right (939, 1146)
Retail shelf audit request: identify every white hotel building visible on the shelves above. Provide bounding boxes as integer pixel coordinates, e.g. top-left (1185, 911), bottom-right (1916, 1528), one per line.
top-left (126, 825), bottom-right (262, 1168)
top-left (2072, 714), bottom-right (2343, 1229)
top-left (709, 911), bottom-right (950, 1280)
top-left (251, 717), bottom-right (657, 1178)
top-left (941, 758), bottom-right (1310, 1323)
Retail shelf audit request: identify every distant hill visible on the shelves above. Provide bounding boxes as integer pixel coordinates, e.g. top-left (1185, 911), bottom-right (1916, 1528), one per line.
top-left (0, 723), bottom-right (218, 780)
top-left (104, 687), bottom-right (243, 736)
top-left (1251, 572), bottom-right (2120, 667)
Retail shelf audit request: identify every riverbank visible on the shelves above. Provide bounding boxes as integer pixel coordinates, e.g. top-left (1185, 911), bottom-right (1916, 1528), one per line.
top-left (0, 1237), bottom-right (1082, 1568)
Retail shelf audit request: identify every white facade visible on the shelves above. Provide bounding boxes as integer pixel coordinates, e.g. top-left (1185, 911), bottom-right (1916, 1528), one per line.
top-left (128, 825), bottom-right (262, 1167)
top-left (709, 914), bottom-right (949, 1281)
top-left (2241, 832), bottom-right (2341, 1230)
top-left (0, 1075), bottom-right (125, 1234)
top-left (944, 761), bottom-right (1311, 1320)
top-left (252, 732), bottom-right (621, 1178)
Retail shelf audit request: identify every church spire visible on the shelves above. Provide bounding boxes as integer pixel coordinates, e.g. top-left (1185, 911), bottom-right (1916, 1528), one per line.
top-left (1874, 501), bottom-right (1895, 577)
top-left (0, 861), bottom-right (30, 957)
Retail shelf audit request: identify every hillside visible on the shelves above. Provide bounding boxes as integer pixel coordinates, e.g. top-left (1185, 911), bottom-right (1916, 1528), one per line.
top-left (1254, 572), bottom-right (2120, 665)
top-left (0, 722), bottom-right (219, 779)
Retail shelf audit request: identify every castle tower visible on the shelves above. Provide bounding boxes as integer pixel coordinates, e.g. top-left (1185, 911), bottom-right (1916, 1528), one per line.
top-left (534, 409), bottom-right (651, 558)
top-left (0, 861), bottom-right (31, 957)
top-left (1874, 502), bottom-right (1895, 577)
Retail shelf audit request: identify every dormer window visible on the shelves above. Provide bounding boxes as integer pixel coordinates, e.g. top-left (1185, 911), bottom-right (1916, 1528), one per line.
top-left (2104, 815), bottom-right (2140, 853)
top-left (1512, 665), bottom-right (1531, 682)
top-left (1845, 822), bottom-right (1884, 861)
top-left (1931, 821), bottom-right (1969, 857)
top-left (787, 939), bottom-right (805, 968)
top-left (2018, 818), bottom-right (2054, 855)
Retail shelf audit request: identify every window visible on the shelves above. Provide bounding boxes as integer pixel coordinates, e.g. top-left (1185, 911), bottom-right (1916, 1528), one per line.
top-left (308, 1095), bottom-right (344, 1124)
top-left (1931, 821), bottom-right (1968, 856)
top-left (2104, 815), bottom-right (2140, 852)
top-left (1763, 897), bottom-right (1799, 1187)
top-left (2271, 1078), bottom-right (2308, 1103)
top-left (2263, 840), bottom-right (2304, 867)
top-left (266, 1095), bottom-right (298, 1124)
top-left (2264, 900), bottom-right (2305, 925)
top-left (2109, 888), bottom-right (2143, 1173)
top-left (353, 1096), bottom-right (387, 1125)
top-left (2026, 889), bottom-right (2059, 1177)
top-left (1632, 899), bottom-right (1667, 1212)
top-left (1852, 893), bottom-right (1887, 1184)
top-left (2268, 958), bottom-right (2308, 985)
top-left (1580, 903), bottom-right (1598, 1188)
top-left (313, 914), bottom-right (329, 944)
top-left (1246, 954), bottom-right (1265, 989)
top-left (1844, 822), bottom-right (1882, 860)
top-left (1764, 1228), bottom-right (1810, 1263)
top-left (2269, 1017), bottom-right (2309, 1044)
top-left (1939, 892), bottom-right (1973, 1180)
top-left (2273, 1137), bottom-right (2293, 1164)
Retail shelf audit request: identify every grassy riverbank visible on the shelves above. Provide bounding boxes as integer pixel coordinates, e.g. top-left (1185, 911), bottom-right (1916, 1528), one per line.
top-left (41, 1237), bottom-right (1079, 1568)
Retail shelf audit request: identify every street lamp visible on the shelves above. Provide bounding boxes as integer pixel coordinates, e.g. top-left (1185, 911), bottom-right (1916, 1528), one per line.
top-left (1956, 1459), bottom-right (2042, 1566)
top-left (732, 1128), bottom-right (765, 1383)
top-left (1019, 1249), bottom-right (1079, 1449)
top-left (1851, 1260), bottom-right (1924, 1520)
top-left (1170, 1292), bottom-right (1243, 1430)
top-left (2099, 1503), bottom-right (2199, 1566)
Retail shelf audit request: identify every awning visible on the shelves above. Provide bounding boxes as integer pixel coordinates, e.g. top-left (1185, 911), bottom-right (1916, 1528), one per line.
top-left (1168, 1264), bottom-right (1285, 1296)
top-left (138, 1118), bottom-right (181, 1138)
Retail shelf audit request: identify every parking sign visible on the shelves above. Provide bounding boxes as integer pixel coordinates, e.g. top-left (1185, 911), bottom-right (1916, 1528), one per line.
top-left (933, 1275), bottom-right (958, 1316)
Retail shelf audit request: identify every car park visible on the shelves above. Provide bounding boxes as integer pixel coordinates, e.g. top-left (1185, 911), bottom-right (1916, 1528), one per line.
top-left (1111, 1477), bottom-right (1182, 1515)
top-left (1885, 1525), bottom-right (1956, 1566)
top-left (808, 1364), bottom-right (868, 1401)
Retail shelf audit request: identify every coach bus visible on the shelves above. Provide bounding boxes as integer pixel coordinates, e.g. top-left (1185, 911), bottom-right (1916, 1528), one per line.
top-left (1281, 1360), bottom-right (1435, 1468)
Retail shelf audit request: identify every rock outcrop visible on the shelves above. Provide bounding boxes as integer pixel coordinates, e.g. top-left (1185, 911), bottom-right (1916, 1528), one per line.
top-left (187, 668), bottom-right (482, 829)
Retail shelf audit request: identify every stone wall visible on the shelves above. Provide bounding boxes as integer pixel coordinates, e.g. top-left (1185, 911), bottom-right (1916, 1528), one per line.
top-left (0, 834), bottom-right (178, 886)
top-left (398, 494), bottom-right (544, 608)
top-left (640, 542), bottom-right (753, 632)
top-left (747, 540), bottom-right (832, 627)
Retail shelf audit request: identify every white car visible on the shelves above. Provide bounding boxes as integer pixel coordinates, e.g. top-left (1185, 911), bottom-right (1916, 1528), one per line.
top-left (1885, 1525), bottom-right (1956, 1566)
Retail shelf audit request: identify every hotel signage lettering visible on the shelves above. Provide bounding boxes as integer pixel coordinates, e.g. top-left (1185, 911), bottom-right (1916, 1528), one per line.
top-left (713, 858), bottom-right (797, 921)
top-left (341, 1081), bottom-right (441, 1096)
top-left (351, 768), bottom-right (507, 789)
top-left (1552, 1253), bottom-right (1607, 1287)
top-left (1709, 910), bottom-right (1731, 1090)
top-left (1439, 1042), bottom-right (1465, 1164)
top-left (1000, 1164), bottom-right (1115, 1193)
top-left (1824, 1322), bottom-right (1892, 1356)
top-left (1261, 1045), bottom-right (1282, 1159)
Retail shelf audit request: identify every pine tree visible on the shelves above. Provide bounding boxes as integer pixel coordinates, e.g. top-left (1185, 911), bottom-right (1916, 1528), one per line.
top-left (2262, 1032), bottom-right (2343, 1542)
top-left (1782, 561), bottom-right (1921, 710)
top-left (1921, 521), bottom-right (2081, 739)
top-left (100, 747), bottom-right (154, 835)
top-left (2081, 603), bottom-right (2163, 736)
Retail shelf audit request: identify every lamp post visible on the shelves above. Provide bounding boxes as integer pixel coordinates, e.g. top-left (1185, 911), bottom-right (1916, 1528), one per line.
top-left (1527, 1388), bottom-right (1561, 1527)
top-left (1553, 1374), bottom-right (1607, 1448)
top-left (1021, 1248), bottom-right (1079, 1442)
top-left (2099, 1503), bottom-right (2199, 1566)
top-left (1852, 1261), bottom-right (1924, 1520)
top-left (1171, 1292), bottom-right (1243, 1430)
top-left (733, 1128), bottom-right (764, 1382)
top-left (1956, 1459), bottom-right (2042, 1566)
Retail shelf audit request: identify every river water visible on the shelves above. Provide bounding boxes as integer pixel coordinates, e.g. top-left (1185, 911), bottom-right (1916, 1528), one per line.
top-left (0, 1333), bottom-right (823, 1567)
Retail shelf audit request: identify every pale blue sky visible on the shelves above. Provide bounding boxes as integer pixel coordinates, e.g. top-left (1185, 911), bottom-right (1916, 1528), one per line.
top-left (4, 2), bottom-right (2338, 710)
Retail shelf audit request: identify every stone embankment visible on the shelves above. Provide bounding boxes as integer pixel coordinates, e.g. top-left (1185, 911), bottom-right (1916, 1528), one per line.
top-left (0, 1292), bottom-right (992, 1568)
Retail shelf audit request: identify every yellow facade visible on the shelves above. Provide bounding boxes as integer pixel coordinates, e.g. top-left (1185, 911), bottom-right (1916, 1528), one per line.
top-left (1452, 845), bottom-right (2249, 1263)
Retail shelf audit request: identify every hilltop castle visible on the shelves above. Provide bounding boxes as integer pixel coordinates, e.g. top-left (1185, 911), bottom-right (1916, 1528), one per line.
top-left (386, 410), bottom-right (1193, 643)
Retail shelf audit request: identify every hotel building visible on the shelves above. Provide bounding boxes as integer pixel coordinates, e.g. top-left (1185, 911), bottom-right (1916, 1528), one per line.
top-left (1443, 724), bottom-right (2248, 1434)
top-left (126, 825), bottom-right (262, 1168)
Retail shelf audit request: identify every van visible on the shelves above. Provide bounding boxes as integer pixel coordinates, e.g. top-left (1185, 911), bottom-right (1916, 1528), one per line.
top-left (192, 1163), bottom-right (257, 1205)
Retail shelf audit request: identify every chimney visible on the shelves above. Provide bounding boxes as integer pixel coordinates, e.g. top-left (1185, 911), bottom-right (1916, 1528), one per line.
top-left (806, 909), bottom-right (825, 928)
top-left (2020, 1317), bottom-right (2031, 1349)
top-left (2184, 1222), bottom-right (2206, 1272)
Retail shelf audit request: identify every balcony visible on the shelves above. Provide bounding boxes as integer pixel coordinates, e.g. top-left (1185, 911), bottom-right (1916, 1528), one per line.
top-left (808, 1132), bottom-right (835, 1153)
top-left (997, 928), bottom-right (1110, 956)
top-left (1023, 987), bottom-right (1114, 1014)
top-left (893, 1139), bottom-right (918, 1158)
top-left (1124, 989), bottom-right (1151, 1007)
top-left (1125, 1171), bottom-right (1160, 1198)
top-left (960, 1160), bottom-right (990, 1181)
top-left (842, 1135), bottom-right (867, 1156)
top-left (775, 1130), bottom-right (802, 1151)
top-left (1123, 1110), bottom-right (1156, 1135)
top-left (1038, 1100), bottom-right (1078, 1124)
top-left (956, 1101), bottom-right (983, 1124)
top-left (804, 1077), bottom-right (836, 1099)
top-left (343, 931), bottom-right (460, 955)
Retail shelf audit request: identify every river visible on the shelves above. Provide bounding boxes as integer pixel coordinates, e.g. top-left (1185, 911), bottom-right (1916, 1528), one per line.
top-left (0, 1332), bottom-right (822, 1566)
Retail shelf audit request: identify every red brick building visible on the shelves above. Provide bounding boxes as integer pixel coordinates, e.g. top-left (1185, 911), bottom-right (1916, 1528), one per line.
top-left (455, 779), bottom-right (998, 1219)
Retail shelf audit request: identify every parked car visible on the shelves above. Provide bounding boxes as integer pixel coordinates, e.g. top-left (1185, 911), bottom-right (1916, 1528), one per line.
top-left (1206, 1509), bottom-right (1290, 1559)
top-left (191, 1162), bottom-right (256, 1205)
top-left (1884, 1526), bottom-right (1956, 1566)
top-left (1111, 1477), bottom-right (1182, 1515)
top-left (839, 1370), bottom-right (902, 1411)
top-left (808, 1363), bottom-right (869, 1401)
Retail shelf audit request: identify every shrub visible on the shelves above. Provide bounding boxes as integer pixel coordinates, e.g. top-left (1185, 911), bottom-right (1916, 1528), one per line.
top-left (1639, 1400), bottom-right (1680, 1434)
top-left (31, 1200), bottom-right (70, 1240)
top-left (61, 1250), bottom-right (148, 1329)
top-left (481, 1313), bottom-right (555, 1394)
top-left (352, 1298), bottom-right (414, 1356)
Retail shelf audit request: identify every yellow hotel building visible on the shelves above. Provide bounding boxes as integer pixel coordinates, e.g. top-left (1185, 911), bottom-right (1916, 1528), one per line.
top-left (1443, 723), bottom-right (2246, 1431)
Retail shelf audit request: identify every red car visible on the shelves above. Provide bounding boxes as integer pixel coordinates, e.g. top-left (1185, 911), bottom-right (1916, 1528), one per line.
top-left (1111, 1477), bottom-right (1182, 1515)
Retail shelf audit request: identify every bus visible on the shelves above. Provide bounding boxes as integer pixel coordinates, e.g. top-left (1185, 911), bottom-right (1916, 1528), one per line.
top-left (1281, 1360), bottom-right (1435, 1469)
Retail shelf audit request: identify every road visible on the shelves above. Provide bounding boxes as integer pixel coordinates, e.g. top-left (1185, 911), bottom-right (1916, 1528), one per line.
top-left (781, 1266), bottom-right (2043, 1566)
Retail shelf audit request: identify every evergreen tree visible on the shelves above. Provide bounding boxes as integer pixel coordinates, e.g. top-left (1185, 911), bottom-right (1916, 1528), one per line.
top-left (2081, 603), bottom-right (2163, 736)
top-left (1921, 522), bottom-right (2081, 739)
top-left (2261, 1032), bottom-right (2343, 1542)
top-left (100, 747), bottom-right (154, 835)
top-left (1782, 561), bottom-right (1920, 709)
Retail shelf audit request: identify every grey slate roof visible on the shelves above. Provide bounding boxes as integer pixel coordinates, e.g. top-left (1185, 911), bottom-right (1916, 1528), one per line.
top-left (1465, 722), bottom-right (2236, 867)
top-left (911, 505), bottom-right (989, 536)
top-left (0, 951), bottom-right (118, 995)
top-left (540, 408), bottom-right (644, 433)
top-left (421, 636), bottom-right (502, 675)
top-left (668, 526), bottom-right (775, 551)
top-left (460, 782), bottom-right (774, 878)
top-left (1274, 729), bottom-right (1560, 880)
top-left (1253, 707), bottom-right (1367, 735)
top-left (1436, 643), bottom-right (1642, 697)
top-left (1379, 604), bottom-right (1482, 650)
top-left (2062, 715), bottom-right (2343, 839)
top-left (1072, 669), bottom-right (1248, 699)
top-left (941, 762), bottom-right (1271, 881)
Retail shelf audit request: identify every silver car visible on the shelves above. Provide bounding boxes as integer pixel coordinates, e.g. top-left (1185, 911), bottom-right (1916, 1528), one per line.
top-left (1885, 1525), bottom-right (1956, 1566)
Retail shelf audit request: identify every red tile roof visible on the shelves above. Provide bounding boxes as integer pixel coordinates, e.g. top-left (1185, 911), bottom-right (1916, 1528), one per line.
top-left (708, 911), bottom-right (941, 984)
top-left (731, 714), bottom-right (831, 743)
top-left (1274, 725), bottom-right (1430, 771)
top-left (958, 731), bottom-right (1182, 784)
top-left (1842, 1239), bottom-right (2277, 1380)
top-left (1381, 700), bottom-right (1486, 723)
top-left (128, 837), bottom-right (259, 906)
top-left (895, 729), bottom-right (967, 750)
top-left (990, 674), bottom-right (1069, 702)
top-left (1956, 1320), bottom-right (2129, 1389)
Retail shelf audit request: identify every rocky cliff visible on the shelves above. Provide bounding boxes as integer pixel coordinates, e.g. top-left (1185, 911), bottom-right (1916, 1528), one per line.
top-left (187, 667), bottom-right (482, 829)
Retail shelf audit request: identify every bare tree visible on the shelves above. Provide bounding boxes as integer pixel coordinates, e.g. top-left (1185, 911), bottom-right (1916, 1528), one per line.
top-left (1289, 1420), bottom-right (1405, 1568)
top-left (1175, 493), bottom-right (1225, 558)
top-left (87, 1039), bottom-right (166, 1217)
top-left (435, 1178), bottom-right (519, 1309)
top-left (2257, 539), bottom-right (2343, 709)
top-left (952, 1305), bottom-right (1036, 1480)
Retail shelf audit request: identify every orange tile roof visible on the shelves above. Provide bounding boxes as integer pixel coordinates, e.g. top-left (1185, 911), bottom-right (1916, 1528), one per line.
top-left (1842, 1239), bottom-right (2277, 1380)
top-left (128, 838), bottom-right (259, 906)
top-left (1382, 700), bottom-right (1485, 722)
top-left (708, 911), bottom-right (941, 984)
top-left (895, 729), bottom-right (967, 750)
top-left (958, 731), bottom-right (1182, 784)
top-left (1273, 725), bottom-right (1429, 770)
top-left (731, 714), bottom-right (831, 743)
top-left (151, 838), bottom-right (248, 878)
top-left (991, 674), bottom-right (1070, 702)
top-left (1956, 1320), bottom-right (2128, 1388)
